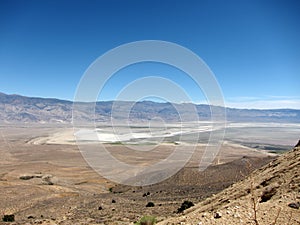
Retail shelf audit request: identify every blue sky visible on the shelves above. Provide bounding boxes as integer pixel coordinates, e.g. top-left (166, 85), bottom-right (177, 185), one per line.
top-left (0, 0), bottom-right (299, 109)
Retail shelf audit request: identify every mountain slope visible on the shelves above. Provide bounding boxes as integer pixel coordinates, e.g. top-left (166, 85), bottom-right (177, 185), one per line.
top-left (1, 92), bottom-right (300, 123)
top-left (159, 143), bottom-right (300, 224)
top-left (0, 92), bottom-right (72, 123)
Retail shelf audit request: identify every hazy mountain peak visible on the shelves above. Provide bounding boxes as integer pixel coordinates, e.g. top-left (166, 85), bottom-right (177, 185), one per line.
top-left (0, 92), bottom-right (300, 124)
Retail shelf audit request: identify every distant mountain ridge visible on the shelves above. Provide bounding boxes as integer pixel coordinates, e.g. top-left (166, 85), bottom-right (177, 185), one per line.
top-left (0, 92), bottom-right (300, 124)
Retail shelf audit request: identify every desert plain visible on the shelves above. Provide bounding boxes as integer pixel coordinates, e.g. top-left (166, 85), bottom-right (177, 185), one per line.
top-left (0, 122), bottom-right (299, 224)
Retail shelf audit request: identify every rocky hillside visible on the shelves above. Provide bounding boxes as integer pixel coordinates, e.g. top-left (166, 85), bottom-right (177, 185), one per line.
top-left (159, 142), bottom-right (300, 224)
top-left (1, 92), bottom-right (300, 124)
top-left (0, 92), bottom-right (73, 123)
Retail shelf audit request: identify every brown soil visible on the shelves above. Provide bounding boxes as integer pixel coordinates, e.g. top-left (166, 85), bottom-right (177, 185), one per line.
top-left (0, 127), bottom-right (281, 225)
top-left (159, 146), bottom-right (300, 225)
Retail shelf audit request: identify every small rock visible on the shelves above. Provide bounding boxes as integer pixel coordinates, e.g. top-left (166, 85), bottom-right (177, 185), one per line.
top-left (214, 212), bottom-right (222, 219)
top-left (41, 175), bottom-right (54, 185)
top-left (180, 218), bottom-right (186, 223)
top-left (260, 187), bottom-right (277, 203)
top-left (112, 199), bottom-right (116, 203)
top-left (20, 175), bottom-right (34, 180)
top-left (98, 206), bottom-right (103, 210)
top-left (27, 215), bottom-right (35, 219)
top-left (234, 213), bottom-right (240, 218)
top-left (86, 218), bottom-right (95, 223)
top-left (288, 202), bottom-right (300, 209)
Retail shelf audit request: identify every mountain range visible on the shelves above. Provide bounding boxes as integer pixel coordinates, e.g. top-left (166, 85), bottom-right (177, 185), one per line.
top-left (1, 92), bottom-right (300, 124)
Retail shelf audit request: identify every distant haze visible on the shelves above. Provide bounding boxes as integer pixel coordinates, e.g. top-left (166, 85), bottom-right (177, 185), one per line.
top-left (1, 92), bottom-right (300, 124)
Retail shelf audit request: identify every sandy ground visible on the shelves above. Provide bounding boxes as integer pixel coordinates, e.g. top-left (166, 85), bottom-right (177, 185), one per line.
top-left (0, 126), bottom-right (291, 224)
top-left (27, 128), bottom-right (76, 145)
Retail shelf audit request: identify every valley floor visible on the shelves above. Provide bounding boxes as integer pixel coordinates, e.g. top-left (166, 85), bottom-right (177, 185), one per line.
top-left (0, 126), bottom-right (297, 224)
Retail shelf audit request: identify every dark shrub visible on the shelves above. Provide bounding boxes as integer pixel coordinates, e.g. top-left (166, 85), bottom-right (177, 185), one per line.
top-left (177, 200), bottom-right (194, 213)
top-left (146, 202), bottom-right (155, 207)
top-left (2, 214), bottom-right (15, 222)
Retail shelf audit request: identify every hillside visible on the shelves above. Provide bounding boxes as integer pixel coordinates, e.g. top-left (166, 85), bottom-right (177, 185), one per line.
top-left (159, 142), bottom-right (300, 224)
top-left (1, 92), bottom-right (300, 123)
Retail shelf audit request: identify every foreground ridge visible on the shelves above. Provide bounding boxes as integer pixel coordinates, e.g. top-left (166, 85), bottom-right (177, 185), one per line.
top-left (159, 141), bottom-right (300, 225)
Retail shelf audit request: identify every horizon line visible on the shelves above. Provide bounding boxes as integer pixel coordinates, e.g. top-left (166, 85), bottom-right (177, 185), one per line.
top-left (1, 91), bottom-right (300, 111)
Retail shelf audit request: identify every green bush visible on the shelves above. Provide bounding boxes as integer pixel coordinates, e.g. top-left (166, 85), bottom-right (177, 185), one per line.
top-left (135, 215), bottom-right (156, 225)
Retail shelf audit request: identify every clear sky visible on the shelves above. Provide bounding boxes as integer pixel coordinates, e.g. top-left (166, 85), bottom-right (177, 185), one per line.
top-left (0, 0), bottom-right (299, 109)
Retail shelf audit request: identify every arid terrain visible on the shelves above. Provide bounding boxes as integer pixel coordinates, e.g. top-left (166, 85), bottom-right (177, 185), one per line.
top-left (159, 143), bottom-right (300, 225)
top-left (1, 0), bottom-right (300, 223)
top-left (1, 124), bottom-right (298, 224)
